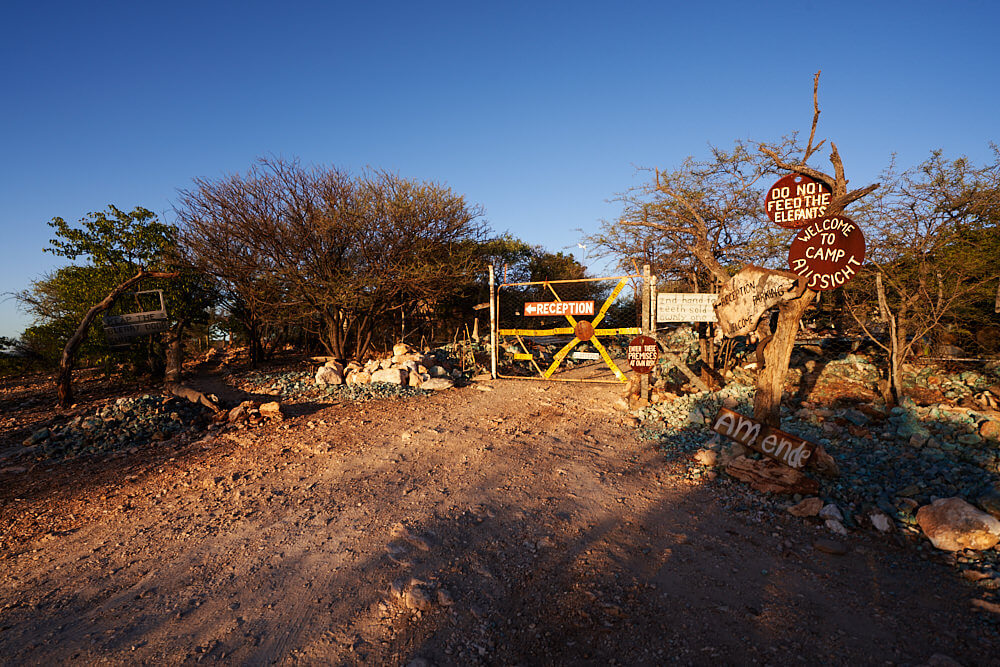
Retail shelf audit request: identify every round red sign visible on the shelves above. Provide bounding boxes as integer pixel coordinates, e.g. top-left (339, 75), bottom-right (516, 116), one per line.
top-left (626, 335), bottom-right (658, 374)
top-left (765, 173), bottom-right (832, 229)
top-left (788, 215), bottom-right (866, 291)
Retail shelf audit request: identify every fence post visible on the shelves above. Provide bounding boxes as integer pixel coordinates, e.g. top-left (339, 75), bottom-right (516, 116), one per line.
top-left (488, 264), bottom-right (497, 379)
top-left (640, 264), bottom-right (651, 400)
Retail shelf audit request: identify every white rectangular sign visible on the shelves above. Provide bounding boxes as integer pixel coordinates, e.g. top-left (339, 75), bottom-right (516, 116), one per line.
top-left (572, 351), bottom-right (601, 360)
top-left (656, 293), bottom-right (718, 323)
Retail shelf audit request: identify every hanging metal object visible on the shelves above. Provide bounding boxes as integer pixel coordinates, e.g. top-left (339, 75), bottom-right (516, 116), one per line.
top-left (103, 290), bottom-right (170, 344)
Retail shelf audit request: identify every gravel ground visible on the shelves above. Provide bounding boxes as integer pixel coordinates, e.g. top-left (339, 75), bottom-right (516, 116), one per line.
top-left (1, 365), bottom-right (998, 665)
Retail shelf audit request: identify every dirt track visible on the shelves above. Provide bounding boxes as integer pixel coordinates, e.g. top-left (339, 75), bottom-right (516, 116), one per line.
top-left (1, 375), bottom-right (998, 665)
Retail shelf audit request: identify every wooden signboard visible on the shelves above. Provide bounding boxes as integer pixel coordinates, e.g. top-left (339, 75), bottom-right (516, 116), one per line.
top-left (765, 173), bottom-right (832, 229)
top-left (656, 292), bottom-right (718, 323)
top-left (626, 335), bottom-right (658, 374)
top-left (788, 215), bottom-right (865, 291)
top-left (713, 266), bottom-right (799, 338)
top-left (710, 407), bottom-right (816, 469)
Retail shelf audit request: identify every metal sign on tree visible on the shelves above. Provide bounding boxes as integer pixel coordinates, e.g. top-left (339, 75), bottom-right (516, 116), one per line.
top-left (788, 215), bottom-right (866, 291)
top-left (765, 173), bottom-right (832, 229)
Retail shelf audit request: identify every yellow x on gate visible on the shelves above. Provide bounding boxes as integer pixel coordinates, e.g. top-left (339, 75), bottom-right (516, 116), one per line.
top-left (497, 277), bottom-right (640, 382)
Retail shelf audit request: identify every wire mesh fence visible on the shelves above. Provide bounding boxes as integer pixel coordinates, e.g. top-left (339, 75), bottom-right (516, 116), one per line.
top-left (495, 275), bottom-right (643, 383)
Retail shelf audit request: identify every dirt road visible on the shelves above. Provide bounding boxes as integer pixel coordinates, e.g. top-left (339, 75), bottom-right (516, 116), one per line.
top-left (1, 376), bottom-right (997, 665)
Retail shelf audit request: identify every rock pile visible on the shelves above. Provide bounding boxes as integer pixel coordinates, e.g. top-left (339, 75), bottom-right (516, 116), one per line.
top-left (22, 394), bottom-right (214, 461)
top-left (314, 343), bottom-right (461, 392)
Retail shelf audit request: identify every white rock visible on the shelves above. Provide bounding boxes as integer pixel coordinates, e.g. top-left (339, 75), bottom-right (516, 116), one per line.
top-left (347, 371), bottom-right (372, 385)
top-left (393, 343), bottom-right (414, 356)
top-left (428, 365), bottom-right (449, 378)
top-left (825, 518), bottom-right (848, 535)
top-left (870, 511), bottom-right (893, 533)
top-left (315, 365), bottom-right (344, 387)
top-left (916, 497), bottom-right (1000, 551)
top-left (819, 503), bottom-right (843, 522)
top-left (408, 371), bottom-right (422, 388)
top-left (420, 378), bottom-right (454, 391)
top-left (371, 368), bottom-right (407, 385)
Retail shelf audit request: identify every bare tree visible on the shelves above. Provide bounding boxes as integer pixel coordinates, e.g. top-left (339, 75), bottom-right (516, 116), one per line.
top-left (176, 157), bottom-right (487, 361)
top-left (843, 148), bottom-right (1000, 403)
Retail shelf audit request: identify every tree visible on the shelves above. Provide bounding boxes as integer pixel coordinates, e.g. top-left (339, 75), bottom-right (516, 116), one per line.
top-left (602, 73), bottom-right (879, 425)
top-left (19, 205), bottom-right (208, 405)
top-left (843, 148), bottom-right (1000, 403)
top-left (176, 157), bottom-right (488, 361)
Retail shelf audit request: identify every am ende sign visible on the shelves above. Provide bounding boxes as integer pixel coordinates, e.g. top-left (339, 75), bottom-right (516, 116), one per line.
top-left (710, 407), bottom-right (816, 469)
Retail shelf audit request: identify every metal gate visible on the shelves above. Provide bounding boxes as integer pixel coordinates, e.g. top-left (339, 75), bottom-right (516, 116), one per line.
top-left (490, 273), bottom-right (646, 383)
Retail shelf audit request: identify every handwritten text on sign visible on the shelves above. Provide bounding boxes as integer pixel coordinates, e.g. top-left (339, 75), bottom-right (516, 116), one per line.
top-left (656, 292), bottom-right (718, 323)
top-left (711, 407), bottom-right (816, 469)
top-left (713, 266), bottom-right (798, 338)
top-left (523, 301), bottom-right (595, 317)
top-left (788, 216), bottom-right (866, 291)
top-left (765, 174), bottom-right (832, 229)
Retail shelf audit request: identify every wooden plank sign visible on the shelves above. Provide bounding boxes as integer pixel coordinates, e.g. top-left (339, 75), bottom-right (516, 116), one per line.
top-left (713, 265), bottom-right (799, 338)
top-left (710, 407), bottom-right (816, 469)
top-left (656, 292), bottom-right (718, 323)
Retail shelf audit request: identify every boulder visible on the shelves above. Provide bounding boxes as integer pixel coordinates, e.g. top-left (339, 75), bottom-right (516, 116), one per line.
top-left (979, 419), bottom-right (1000, 441)
top-left (259, 401), bottom-right (284, 421)
top-left (916, 497), bottom-right (1000, 551)
top-left (228, 401), bottom-right (256, 423)
top-left (692, 448), bottom-right (718, 467)
top-left (347, 371), bottom-right (372, 386)
top-left (408, 371), bottom-right (423, 388)
top-left (428, 365), bottom-right (449, 378)
top-left (393, 343), bottom-right (415, 357)
top-left (724, 456), bottom-right (819, 495)
top-left (315, 365), bottom-right (344, 387)
top-left (371, 368), bottom-right (407, 385)
top-left (787, 497), bottom-right (824, 517)
top-left (420, 378), bottom-right (454, 391)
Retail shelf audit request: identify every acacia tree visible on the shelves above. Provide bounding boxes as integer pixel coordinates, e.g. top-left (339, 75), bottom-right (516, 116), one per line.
top-left (176, 157), bottom-right (488, 361)
top-left (22, 206), bottom-right (209, 405)
top-left (603, 73), bottom-right (879, 425)
top-left (843, 149), bottom-right (1000, 403)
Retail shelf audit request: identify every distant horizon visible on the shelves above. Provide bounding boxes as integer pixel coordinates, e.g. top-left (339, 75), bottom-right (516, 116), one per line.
top-left (3, 1), bottom-right (998, 339)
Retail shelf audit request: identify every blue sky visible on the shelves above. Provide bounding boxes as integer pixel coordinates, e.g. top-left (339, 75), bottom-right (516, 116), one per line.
top-left (1, 1), bottom-right (997, 338)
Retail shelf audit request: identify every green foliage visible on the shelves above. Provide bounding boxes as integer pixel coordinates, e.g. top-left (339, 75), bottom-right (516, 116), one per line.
top-left (19, 206), bottom-right (214, 370)
top-left (46, 205), bottom-right (177, 274)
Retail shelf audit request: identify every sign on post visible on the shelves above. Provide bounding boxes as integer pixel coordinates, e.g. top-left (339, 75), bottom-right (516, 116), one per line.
top-left (713, 266), bottom-right (799, 338)
top-left (626, 335), bottom-right (658, 374)
top-left (710, 407), bottom-right (816, 469)
top-left (523, 301), bottom-right (595, 317)
top-left (788, 215), bottom-right (866, 291)
top-left (765, 173), bottom-right (832, 229)
top-left (656, 293), bottom-right (718, 323)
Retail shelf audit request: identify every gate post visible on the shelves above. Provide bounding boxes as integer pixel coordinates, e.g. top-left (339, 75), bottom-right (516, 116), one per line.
top-left (488, 264), bottom-right (497, 379)
top-left (640, 264), bottom-right (651, 400)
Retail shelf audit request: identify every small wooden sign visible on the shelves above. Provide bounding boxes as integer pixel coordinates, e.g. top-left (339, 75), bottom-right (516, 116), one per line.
top-left (710, 407), bottom-right (816, 469)
top-left (788, 215), bottom-right (866, 291)
top-left (626, 335), bottom-right (658, 374)
top-left (765, 173), bottom-right (832, 229)
top-left (656, 292), bottom-right (718, 323)
top-left (713, 266), bottom-right (799, 338)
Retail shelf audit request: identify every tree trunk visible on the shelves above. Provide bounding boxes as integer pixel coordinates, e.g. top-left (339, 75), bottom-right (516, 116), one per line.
top-left (164, 321), bottom-right (186, 384)
top-left (753, 289), bottom-right (814, 427)
top-left (57, 269), bottom-right (178, 407)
